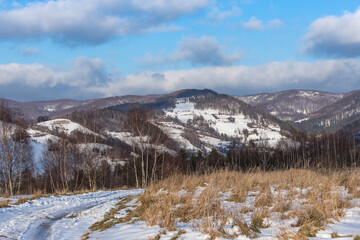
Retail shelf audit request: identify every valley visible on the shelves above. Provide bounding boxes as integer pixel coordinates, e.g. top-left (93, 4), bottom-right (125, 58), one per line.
top-left (1, 88), bottom-right (360, 240)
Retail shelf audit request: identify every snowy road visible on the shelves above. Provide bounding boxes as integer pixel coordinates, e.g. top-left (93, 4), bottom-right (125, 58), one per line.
top-left (0, 189), bottom-right (144, 240)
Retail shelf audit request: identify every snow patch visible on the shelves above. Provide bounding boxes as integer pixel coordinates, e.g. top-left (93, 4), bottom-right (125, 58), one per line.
top-left (37, 118), bottom-right (97, 135)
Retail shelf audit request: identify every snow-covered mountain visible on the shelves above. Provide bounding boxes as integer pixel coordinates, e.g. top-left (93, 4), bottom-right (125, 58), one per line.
top-left (159, 96), bottom-right (286, 152)
top-left (7, 88), bottom-right (360, 181)
top-left (1, 89), bottom-right (299, 161)
top-left (297, 90), bottom-right (360, 133)
top-left (107, 89), bottom-right (296, 152)
top-left (236, 90), bottom-right (344, 121)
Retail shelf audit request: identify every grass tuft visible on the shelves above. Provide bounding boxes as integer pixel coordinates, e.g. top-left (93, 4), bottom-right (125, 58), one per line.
top-left (13, 191), bottom-right (43, 205)
top-left (0, 200), bottom-right (11, 208)
top-left (250, 210), bottom-right (269, 233)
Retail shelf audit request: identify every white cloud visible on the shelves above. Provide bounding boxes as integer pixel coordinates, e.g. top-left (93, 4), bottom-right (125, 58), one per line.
top-left (141, 24), bottom-right (185, 33)
top-left (92, 59), bottom-right (360, 96)
top-left (2, 58), bottom-right (360, 100)
top-left (0, 57), bottom-right (109, 87)
top-left (138, 36), bottom-right (242, 67)
top-left (241, 16), bottom-right (264, 30)
top-left (206, 7), bottom-right (241, 21)
top-left (303, 7), bottom-right (360, 58)
top-left (0, 0), bottom-right (209, 45)
top-left (169, 36), bottom-right (242, 66)
top-left (241, 17), bottom-right (283, 30)
top-left (268, 19), bottom-right (283, 29)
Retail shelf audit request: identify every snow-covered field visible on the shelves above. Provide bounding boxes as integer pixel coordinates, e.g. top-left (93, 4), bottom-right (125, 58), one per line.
top-left (1, 173), bottom-right (359, 240)
top-left (86, 190), bottom-right (360, 240)
top-left (84, 170), bottom-right (360, 240)
top-left (0, 189), bottom-right (144, 240)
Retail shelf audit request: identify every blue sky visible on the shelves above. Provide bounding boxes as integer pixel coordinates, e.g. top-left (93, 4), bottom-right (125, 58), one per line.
top-left (0, 0), bottom-right (360, 101)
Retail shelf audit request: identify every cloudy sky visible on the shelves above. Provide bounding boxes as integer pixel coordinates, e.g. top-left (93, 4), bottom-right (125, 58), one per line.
top-left (0, 0), bottom-right (360, 101)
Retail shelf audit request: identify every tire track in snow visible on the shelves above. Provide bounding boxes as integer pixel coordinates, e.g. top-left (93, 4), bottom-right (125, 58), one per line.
top-left (22, 202), bottom-right (105, 240)
top-left (0, 190), bottom-right (144, 240)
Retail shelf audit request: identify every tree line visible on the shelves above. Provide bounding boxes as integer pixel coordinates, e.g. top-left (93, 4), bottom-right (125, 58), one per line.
top-left (1, 104), bottom-right (360, 196)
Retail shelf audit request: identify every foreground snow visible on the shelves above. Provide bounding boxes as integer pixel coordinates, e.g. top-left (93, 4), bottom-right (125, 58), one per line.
top-left (1, 187), bottom-right (359, 240)
top-left (0, 189), bottom-right (144, 240)
top-left (87, 191), bottom-right (360, 240)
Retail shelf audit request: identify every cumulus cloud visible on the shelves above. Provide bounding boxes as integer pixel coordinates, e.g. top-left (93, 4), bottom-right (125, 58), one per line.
top-left (206, 7), bottom-right (241, 21)
top-left (2, 58), bottom-right (360, 100)
top-left (169, 36), bottom-right (242, 66)
top-left (303, 7), bottom-right (360, 58)
top-left (268, 19), bottom-right (283, 29)
top-left (241, 17), bottom-right (264, 30)
top-left (0, 57), bottom-right (109, 88)
top-left (92, 59), bottom-right (360, 97)
top-left (240, 17), bottom-right (283, 30)
top-left (0, 0), bottom-right (209, 45)
top-left (139, 36), bottom-right (242, 67)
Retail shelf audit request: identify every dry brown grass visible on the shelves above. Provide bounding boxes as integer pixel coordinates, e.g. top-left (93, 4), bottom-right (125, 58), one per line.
top-left (140, 185), bottom-right (227, 234)
top-left (13, 190), bottom-right (43, 205)
top-left (292, 206), bottom-right (325, 237)
top-left (140, 190), bottom-right (189, 230)
top-left (0, 192), bottom-right (10, 198)
top-left (80, 231), bottom-right (90, 240)
top-left (170, 229), bottom-right (186, 240)
top-left (228, 188), bottom-right (246, 203)
top-left (88, 195), bottom-right (136, 232)
top-left (94, 169), bottom-right (359, 238)
top-left (250, 210), bottom-right (270, 233)
top-left (0, 199), bottom-right (11, 208)
top-left (254, 188), bottom-right (273, 208)
top-left (276, 227), bottom-right (308, 240)
top-left (272, 198), bottom-right (291, 213)
top-left (231, 213), bottom-right (257, 238)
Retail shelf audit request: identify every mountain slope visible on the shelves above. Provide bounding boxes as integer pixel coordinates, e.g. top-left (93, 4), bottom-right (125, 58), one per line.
top-left (236, 90), bottom-right (344, 121)
top-left (1, 95), bottom-right (162, 120)
top-left (107, 89), bottom-right (296, 152)
top-left (298, 90), bottom-right (360, 133)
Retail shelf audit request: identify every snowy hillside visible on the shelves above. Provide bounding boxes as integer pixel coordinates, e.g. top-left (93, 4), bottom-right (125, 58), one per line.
top-left (107, 131), bottom-right (177, 155)
top-left (37, 118), bottom-right (97, 135)
top-left (157, 121), bottom-right (200, 152)
top-left (237, 90), bottom-right (344, 121)
top-left (298, 90), bottom-right (360, 133)
top-left (162, 98), bottom-right (285, 151)
top-left (27, 129), bottom-right (59, 174)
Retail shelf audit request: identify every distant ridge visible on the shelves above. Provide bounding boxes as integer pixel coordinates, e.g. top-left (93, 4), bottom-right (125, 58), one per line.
top-left (236, 89), bottom-right (344, 121)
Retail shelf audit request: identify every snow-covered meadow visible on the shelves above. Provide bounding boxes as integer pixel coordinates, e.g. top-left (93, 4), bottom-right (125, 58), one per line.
top-left (1, 170), bottom-right (360, 240)
top-left (0, 190), bottom-right (144, 240)
top-left (87, 170), bottom-right (360, 240)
